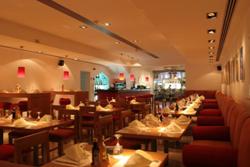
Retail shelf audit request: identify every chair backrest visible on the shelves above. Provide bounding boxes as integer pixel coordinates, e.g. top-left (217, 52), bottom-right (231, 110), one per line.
top-left (14, 131), bottom-right (49, 165)
top-left (238, 116), bottom-right (250, 167)
top-left (121, 109), bottom-right (133, 127)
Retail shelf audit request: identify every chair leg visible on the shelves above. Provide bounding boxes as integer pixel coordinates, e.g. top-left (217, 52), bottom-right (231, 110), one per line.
top-left (58, 141), bottom-right (64, 156)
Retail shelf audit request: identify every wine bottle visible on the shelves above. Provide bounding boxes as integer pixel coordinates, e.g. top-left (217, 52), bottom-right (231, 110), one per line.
top-left (91, 138), bottom-right (100, 166)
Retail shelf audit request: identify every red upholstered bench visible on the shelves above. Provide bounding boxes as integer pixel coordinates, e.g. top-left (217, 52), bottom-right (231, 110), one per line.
top-left (0, 144), bottom-right (14, 160)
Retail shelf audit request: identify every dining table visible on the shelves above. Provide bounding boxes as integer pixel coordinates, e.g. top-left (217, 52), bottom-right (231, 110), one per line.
top-left (0, 117), bottom-right (73, 144)
top-left (42, 148), bottom-right (168, 167)
top-left (116, 118), bottom-right (191, 153)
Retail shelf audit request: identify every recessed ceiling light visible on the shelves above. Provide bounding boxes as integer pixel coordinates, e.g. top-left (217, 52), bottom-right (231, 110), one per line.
top-left (115, 41), bottom-right (120, 44)
top-left (104, 22), bottom-right (111, 26)
top-left (209, 52), bottom-right (214, 55)
top-left (208, 39), bottom-right (215, 43)
top-left (208, 29), bottom-right (216, 34)
top-left (209, 46), bottom-right (215, 50)
top-left (79, 25), bottom-right (87, 29)
top-left (74, 58), bottom-right (78, 60)
top-left (207, 12), bottom-right (217, 19)
top-left (134, 40), bottom-right (137, 43)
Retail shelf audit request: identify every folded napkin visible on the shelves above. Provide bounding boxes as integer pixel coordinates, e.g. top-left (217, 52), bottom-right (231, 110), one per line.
top-left (105, 104), bottom-right (113, 109)
top-left (13, 118), bottom-right (37, 127)
top-left (64, 143), bottom-right (91, 162)
top-left (124, 150), bottom-right (153, 167)
top-left (163, 106), bottom-right (171, 114)
top-left (165, 122), bottom-right (183, 133)
top-left (141, 114), bottom-right (161, 127)
top-left (128, 120), bottom-right (146, 128)
top-left (199, 95), bottom-right (205, 100)
top-left (110, 98), bottom-right (116, 103)
top-left (66, 104), bottom-right (76, 110)
top-left (176, 115), bottom-right (190, 123)
top-left (39, 114), bottom-right (52, 122)
top-left (130, 99), bottom-right (137, 104)
top-left (96, 105), bottom-right (108, 111)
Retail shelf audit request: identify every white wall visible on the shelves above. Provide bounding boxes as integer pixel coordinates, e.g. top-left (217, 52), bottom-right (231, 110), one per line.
top-left (185, 62), bottom-right (221, 90)
top-left (220, 0), bottom-right (250, 108)
top-left (0, 47), bottom-right (113, 100)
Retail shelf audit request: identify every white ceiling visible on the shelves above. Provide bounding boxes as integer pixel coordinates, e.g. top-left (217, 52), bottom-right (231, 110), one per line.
top-left (0, 0), bottom-right (227, 69)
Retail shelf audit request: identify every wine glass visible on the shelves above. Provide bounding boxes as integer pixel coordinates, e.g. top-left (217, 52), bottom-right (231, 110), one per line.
top-left (113, 134), bottom-right (123, 154)
top-left (114, 134), bottom-right (122, 146)
top-left (37, 112), bottom-right (41, 120)
top-left (28, 110), bottom-right (32, 119)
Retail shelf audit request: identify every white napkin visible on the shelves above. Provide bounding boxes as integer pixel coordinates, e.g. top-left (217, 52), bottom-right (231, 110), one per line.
top-left (13, 118), bottom-right (37, 127)
top-left (129, 120), bottom-right (146, 128)
top-left (141, 114), bottom-right (161, 127)
top-left (163, 106), bottom-right (171, 114)
top-left (64, 143), bottom-right (91, 162)
top-left (39, 114), bottom-right (52, 122)
top-left (130, 99), bottom-right (138, 104)
top-left (165, 122), bottom-right (183, 133)
top-left (66, 104), bottom-right (76, 110)
top-left (110, 98), bottom-right (116, 103)
top-left (96, 105), bottom-right (108, 111)
top-left (123, 150), bottom-right (153, 167)
top-left (199, 95), bottom-right (205, 100)
top-left (176, 115), bottom-right (190, 123)
top-left (105, 104), bottom-right (113, 109)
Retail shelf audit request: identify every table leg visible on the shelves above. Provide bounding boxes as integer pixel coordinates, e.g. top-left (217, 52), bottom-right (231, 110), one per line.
top-left (0, 129), bottom-right (3, 144)
top-left (151, 139), bottom-right (157, 152)
top-left (163, 140), bottom-right (169, 153)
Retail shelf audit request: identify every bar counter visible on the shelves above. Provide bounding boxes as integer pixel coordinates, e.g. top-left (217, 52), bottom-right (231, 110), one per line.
top-left (97, 89), bottom-right (152, 100)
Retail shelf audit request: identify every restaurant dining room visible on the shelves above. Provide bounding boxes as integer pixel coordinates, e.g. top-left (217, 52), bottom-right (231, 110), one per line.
top-left (0, 0), bottom-right (250, 167)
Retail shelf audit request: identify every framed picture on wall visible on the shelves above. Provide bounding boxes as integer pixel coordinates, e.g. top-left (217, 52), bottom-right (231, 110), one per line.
top-left (239, 46), bottom-right (245, 81)
top-left (235, 54), bottom-right (239, 82)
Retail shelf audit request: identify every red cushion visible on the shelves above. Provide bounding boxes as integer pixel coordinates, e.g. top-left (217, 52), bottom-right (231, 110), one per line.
top-left (183, 143), bottom-right (237, 167)
top-left (49, 128), bottom-right (75, 141)
top-left (0, 144), bottom-right (15, 160)
top-left (203, 99), bottom-right (217, 103)
top-left (197, 116), bottom-right (224, 126)
top-left (192, 126), bottom-right (230, 141)
top-left (199, 109), bottom-right (221, 116)
top-left (203, 103), bottom-right (218, 109)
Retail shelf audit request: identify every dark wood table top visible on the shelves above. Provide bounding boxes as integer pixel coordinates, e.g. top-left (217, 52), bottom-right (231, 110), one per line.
top-left (0, 160), bottom-right (31, 167)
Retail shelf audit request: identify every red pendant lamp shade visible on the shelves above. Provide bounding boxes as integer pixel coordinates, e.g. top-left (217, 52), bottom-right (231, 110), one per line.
top-left (63, 71), bottom-right (70, 80)
top-left (119, 72), bottom-right (125, 80)
top-left (145, 76), bottom-right (149, 82)
top-left (130, 74), bottom-right (135, 81)
top-left (17, 67), bottom-right (25, 78)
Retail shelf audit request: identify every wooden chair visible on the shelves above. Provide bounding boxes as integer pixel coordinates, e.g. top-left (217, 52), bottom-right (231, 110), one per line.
top-left (120, 109), bottom-right (133, 128)
top-left (49, 109), bottom-right (78, 156)
top-left (79, 106), bottom-right (113, 142)
top-left (14, 131), bottom-right (49, 166)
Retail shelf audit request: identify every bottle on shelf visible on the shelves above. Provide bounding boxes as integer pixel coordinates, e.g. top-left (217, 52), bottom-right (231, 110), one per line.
top-left (91, 138), bottom-right (100, 166)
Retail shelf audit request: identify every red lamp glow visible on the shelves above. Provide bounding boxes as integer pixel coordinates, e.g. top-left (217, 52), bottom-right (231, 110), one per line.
top-left (17, 67), bottom-right (25, 78)
top-left (119, 73), bottom-right (125, 80)
top-left (145, 76), bottom-right (149, 82)
top-left (63, 71), bottom-right (70, 80)
top-left (130, 74), bottom-right (135, 81)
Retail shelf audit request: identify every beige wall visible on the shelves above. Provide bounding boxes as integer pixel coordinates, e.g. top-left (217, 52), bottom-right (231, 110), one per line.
top-left (220, 0), bottom-right (250, 108)
top-left (0, 47), bottom-right (113, 100)
top-left (185, 62), bottom-right (221, 90)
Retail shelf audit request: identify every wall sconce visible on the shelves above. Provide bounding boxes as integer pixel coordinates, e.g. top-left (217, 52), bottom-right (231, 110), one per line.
top-left (17, 67), bottom-right (25, 78)
top-left (63, 71), bottom-right (70, 80)
top-left (130, 74), bottom-right (135, 81)
top-left (119, 73), bottom-right (125, 80)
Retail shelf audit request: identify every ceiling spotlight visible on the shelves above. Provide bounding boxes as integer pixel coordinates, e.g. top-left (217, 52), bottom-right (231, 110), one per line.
top-left (79, 25), bottom-right (87, 29)
top-left (208, 29), bottom-right (216, 34)
top-left (207, 12), bottom-right (217, 19)
top-left (74, 58), bottom-right (78, 60)
top-left (115, 41), bottom-right (120, 44)
top-left (104, 22), bottom-right (111, 26)
top-left (209, 46), bottom-right (215, 50)
top-left (209, 52), bottom-right (214, 55)
top-left (208, 39), bottom-right (215, 43)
